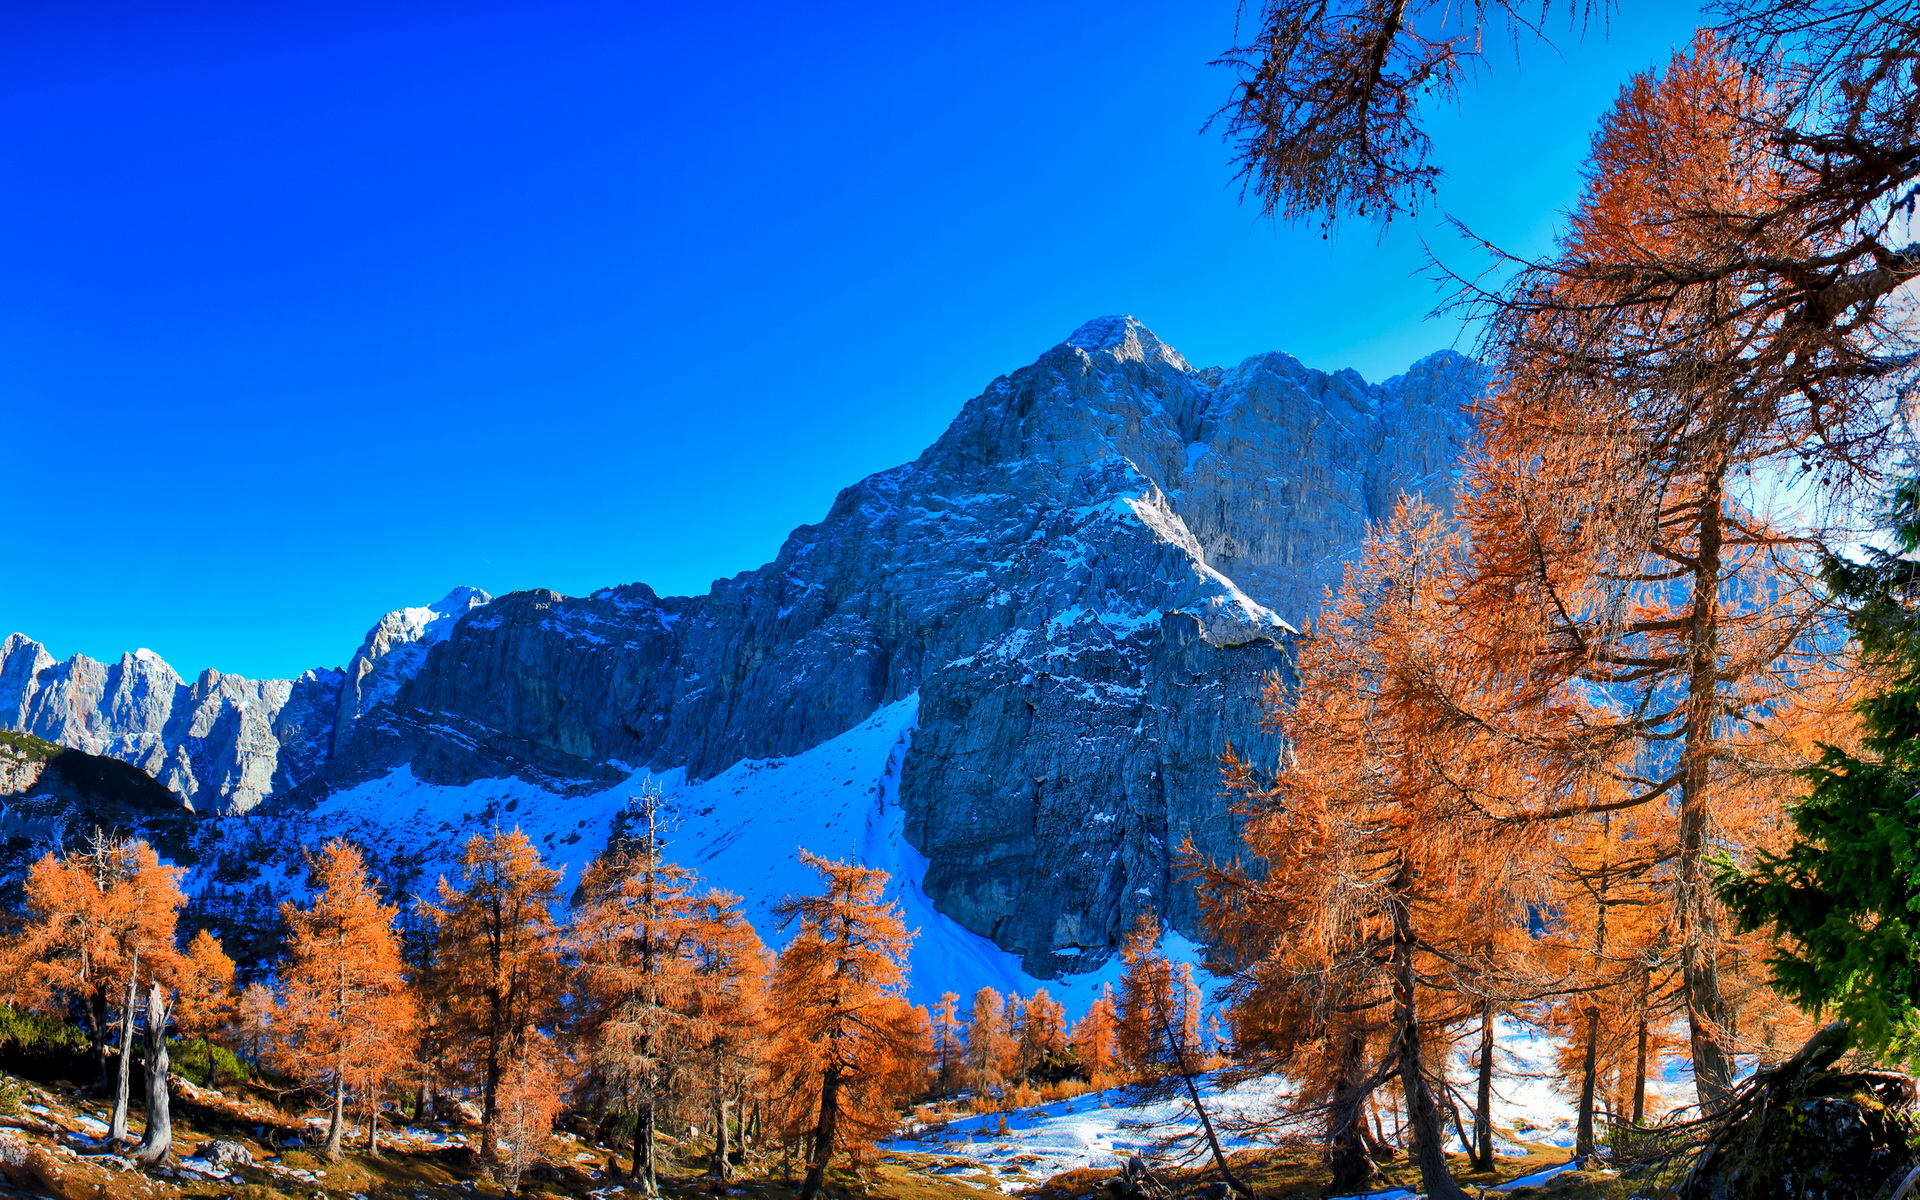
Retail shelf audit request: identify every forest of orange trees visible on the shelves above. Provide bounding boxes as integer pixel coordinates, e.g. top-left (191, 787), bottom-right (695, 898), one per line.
top-left (5, 2), bottom-right (1920, 1199)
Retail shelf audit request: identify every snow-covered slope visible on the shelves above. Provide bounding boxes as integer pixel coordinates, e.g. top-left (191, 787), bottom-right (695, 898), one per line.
top-left (281, 691), bottom-right (1212, 1010)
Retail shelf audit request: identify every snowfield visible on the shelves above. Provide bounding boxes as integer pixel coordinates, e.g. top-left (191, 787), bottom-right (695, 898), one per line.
top-left (307, 692), bottom-right (1208, 1010)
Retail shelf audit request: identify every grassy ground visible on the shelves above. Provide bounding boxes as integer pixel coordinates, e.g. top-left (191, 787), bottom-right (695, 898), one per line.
top-left (0, 1065), bottom-right (1645, 1200)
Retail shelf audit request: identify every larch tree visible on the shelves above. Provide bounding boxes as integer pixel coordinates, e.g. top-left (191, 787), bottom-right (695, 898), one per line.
top-left (1111, 914), bottom-right (1248, 1198)
top-left (1188, 500), bottom-right (1565, 1199)
top-left (175, 929), bottom-right (238, 1090)
top-left (426, 828), bottom-right (566, 1174)
top-left (1070, 986), bottom-right (1119, 1086)
top-left (86, 839), bottom-right (188, 1149)
top-left (767, 850), bottom-right (924, 1200)
top-left (492, 1028), bottom-right (567, 1196)
top-left (930, 992), bottom-right (962, 1097)
top-left (571, 798), bottom-right (699, 1196)
top-left (278, 840), bottom-right (417, 1162)
top-left (962, 988), bottom-right (1016, 1101)
top-left (683, 888), bottom-right (770, 1181)
top-left (235, 981), bottom-right (277, 1069)
top-left (1017, 989), bottom-right (1067, 1079)
top-left (0, 835), bottom-right (133, 1090)
top-left (1456, 34), bottom-right (1896, 1111)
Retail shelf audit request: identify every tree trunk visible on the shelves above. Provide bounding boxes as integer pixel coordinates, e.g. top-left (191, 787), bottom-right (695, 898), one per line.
top-left (132, 981), bottom-right (172, 1167)
top-left (1632, 1008), bottom-right (1650, 1126)
top-left (631, 1098), bottom-right (658, 1195)
top-left (1474, 998), bottom-right (1495, 1172)
top-left (325, 1066), bottom-right (346, 1162)
top-left (711, 1082), bottom-right (732, 1181)
top-left (1678, 477), bottom-right (1736, 1113)
top-left (109, 955), bottom-right (139, 1143)
top-left (1327, 1026), bottom-right (1378, 1190)
top-left (90, 989), bottom-right (111, 1094)
top-left (798, 1065), bottom-right (843, 1200)
top-left (202, 1036), bottom-right (218, 1092)
top-left (1576, 1005), bottom-right (1600, 1158)
top-left (1390, 877), bottom-right (1467, 1200)
top-left (366, 1090), bottom-right (382, 1159)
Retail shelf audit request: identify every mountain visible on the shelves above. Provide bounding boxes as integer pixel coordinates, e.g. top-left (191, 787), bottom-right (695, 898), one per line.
top-left (0, 317), bottom-right (1479, 977)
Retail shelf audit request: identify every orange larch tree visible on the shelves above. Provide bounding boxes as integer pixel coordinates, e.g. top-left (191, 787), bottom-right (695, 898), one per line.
top-left (492, 1027), bottom-right (568, 1196)
top-left (962, 987), bottom-right (1016, 1102)
top-left (175, 928), bottom-right (238, 1090)
top-left (683, 887), bottom-right (770, 1181)
top-left (570, 799), bottom-right (699, 1195)
top-left (1070, 985), bottom-right (1119, 1087)
top-left (1461, 34), bottom-right (1885, 1112)
top-left (1188, 501), bottom-right (1564, 1199)
top-left (767, 850), bottom-right (924, 1200)
top-left (277, 839), bottom-right (417, 1161)
top-left (426, 828), bottom-right (566, 1175)
top-left (1017, 988), bottom-right (1067, 1079)
top-left (930, 992), bottom-right (962, 1098)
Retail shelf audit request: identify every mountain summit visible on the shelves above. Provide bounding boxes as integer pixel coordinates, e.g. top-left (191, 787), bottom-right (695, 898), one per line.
top-left (0, 320), bottom-right (1481, 973)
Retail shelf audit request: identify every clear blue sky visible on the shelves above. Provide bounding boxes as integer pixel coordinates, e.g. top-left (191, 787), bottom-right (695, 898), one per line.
top-left (0, 0), bottom-right (1702, 680)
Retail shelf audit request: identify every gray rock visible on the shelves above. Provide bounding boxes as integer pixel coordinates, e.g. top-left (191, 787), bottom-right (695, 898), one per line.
top-left (199, 1140), bottom-right (252, 1169)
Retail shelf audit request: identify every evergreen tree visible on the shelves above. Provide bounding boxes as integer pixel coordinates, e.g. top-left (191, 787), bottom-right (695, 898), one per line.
top-left (1719, 478), bottom-right (1920, 1063)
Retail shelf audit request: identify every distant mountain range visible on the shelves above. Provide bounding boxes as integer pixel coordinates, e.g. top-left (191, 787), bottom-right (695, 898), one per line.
top-left (0, 317), bottom-right (1480, 977)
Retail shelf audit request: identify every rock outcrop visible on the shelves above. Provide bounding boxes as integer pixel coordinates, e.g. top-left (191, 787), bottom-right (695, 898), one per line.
top-left (0, 318), bottom-right (1479, 970)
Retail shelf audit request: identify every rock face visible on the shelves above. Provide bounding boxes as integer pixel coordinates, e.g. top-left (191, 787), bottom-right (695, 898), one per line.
top-left (0, 731), bottom-right (195, 903)
top-left (0, 318), bottom-right (1478, 971)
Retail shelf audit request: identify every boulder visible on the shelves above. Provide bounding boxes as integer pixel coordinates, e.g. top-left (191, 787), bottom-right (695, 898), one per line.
top-left (1678, 1023), bottom-right (1920, 1200)
top-left (199, 1140), bottom-right (252, 1169)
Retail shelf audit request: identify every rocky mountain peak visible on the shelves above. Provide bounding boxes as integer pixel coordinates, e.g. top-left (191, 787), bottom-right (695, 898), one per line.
top-left (1063, 315), bottom-right (1192, 372)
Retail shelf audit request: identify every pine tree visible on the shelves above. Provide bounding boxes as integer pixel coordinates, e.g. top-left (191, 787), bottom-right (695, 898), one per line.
top-left (278, 840), bottom-right (416, 1162)
top-left (1719, 477), bottom-right (1920, 1064)
top-left (571, 798), bottom-right (698, 1195)
top-left (767, 851), bottom-right (922, 1200)
top-left (426, 828), bottom-right (565, 1174)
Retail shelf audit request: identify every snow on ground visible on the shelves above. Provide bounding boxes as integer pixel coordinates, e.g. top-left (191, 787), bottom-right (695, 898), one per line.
top-left (879, 1020), bottom-right (1704, 1192)
top-left (308, 693), bottom-right (1213, 1008)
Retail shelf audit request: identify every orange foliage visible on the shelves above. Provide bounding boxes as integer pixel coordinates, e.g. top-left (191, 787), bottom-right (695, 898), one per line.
top-left (767, 851), bottom-right (925, 1200)
top-left (277, 840), bottom-right (416, 1161)
top-left (426, 828), bottom-right (565, 1171)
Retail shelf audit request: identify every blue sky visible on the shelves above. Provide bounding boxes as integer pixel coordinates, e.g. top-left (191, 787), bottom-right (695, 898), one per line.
top-left (0, 0), bottom-right (1702, 679)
